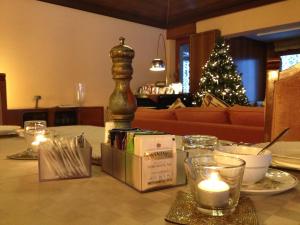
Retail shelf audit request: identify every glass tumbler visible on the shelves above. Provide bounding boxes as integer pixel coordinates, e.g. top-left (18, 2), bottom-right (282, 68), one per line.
top-left (182, 135), bottom-right (218, 157)
top-left (184, 155), bottom-right (245, 216)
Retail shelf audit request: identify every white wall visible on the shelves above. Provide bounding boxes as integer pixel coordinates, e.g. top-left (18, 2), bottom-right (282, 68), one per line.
top-left (0, 0), bottom-right (166, 109)
top-left (196, 0), bottom-right (300, 37)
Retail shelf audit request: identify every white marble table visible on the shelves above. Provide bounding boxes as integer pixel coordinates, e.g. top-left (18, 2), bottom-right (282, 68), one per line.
top-left (1, 126), bottom-right (300, 225)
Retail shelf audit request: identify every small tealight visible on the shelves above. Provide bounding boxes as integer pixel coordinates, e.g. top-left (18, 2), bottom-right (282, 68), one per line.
top-left (197, 172), bottom-right (229, 208)
top-left (32, 134), bottom-right (48, 146)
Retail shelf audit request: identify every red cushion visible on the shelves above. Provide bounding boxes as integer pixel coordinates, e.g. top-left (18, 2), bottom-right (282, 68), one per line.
top-left (228, 105), bottom-right (265, 127)
top-left (135, 108), bottom-right (176, 120)
top-left (174, 107), bottom-right (229, 124)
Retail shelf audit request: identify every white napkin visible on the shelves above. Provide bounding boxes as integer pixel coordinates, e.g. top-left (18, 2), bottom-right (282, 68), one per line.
top-left (49, 125), bottom-right (104, 159)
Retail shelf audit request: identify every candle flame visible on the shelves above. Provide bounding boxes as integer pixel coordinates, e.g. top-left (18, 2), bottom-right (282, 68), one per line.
top-left (32, 134), bottom-right (47, 146)
top-left (209, 172), bottom-right (220, 181)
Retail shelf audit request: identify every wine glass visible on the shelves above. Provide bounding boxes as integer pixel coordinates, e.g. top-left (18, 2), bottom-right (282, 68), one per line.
top-left (76, 83), bottom-right (85, 106)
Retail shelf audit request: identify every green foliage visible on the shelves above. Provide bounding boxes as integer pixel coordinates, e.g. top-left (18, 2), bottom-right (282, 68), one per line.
top-left (194, 38), bottom-right (249, 106)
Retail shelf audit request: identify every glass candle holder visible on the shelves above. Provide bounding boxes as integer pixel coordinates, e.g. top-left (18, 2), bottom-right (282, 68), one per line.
top-left (6, 120), bottom-right (50, 160)
top-left (183, 135), bottom-right (218, 156)
top-left (184, 155), bottom-right (245, 216)
top-left (24, 120), bottom-right (48, 155)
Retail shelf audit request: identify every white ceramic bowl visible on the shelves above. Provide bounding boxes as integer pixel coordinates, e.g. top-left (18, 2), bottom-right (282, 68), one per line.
top-left (214, 146), bottom-right (272, 185)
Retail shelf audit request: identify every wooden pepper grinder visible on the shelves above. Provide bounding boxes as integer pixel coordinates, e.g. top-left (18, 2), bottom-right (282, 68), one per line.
top-left (108, 37), bottom-right (137, 128)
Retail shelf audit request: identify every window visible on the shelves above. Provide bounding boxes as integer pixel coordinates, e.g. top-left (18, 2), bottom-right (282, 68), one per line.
top-left (176, 38), bottom-right (190, 93)
top-left (179, 44), bottom-right (190, 93)
top-left (281, 53), bottom-right (300, 70)
top-left (235, 59), bottom-right (259, 104)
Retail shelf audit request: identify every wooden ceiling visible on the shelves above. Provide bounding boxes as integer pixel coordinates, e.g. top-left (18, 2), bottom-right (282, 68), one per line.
top-left (39, 0), bottom-right (283, 28)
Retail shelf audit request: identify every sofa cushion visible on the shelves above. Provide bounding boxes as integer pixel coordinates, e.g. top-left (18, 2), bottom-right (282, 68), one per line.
top-left (132, 119), bottom-right (264, 143)
top-left (135, 108), bottom-right (176, 120)
top-left (174, 107), bottom-right (229, 124)
top-left (228, 105), bottom-right (265, 127)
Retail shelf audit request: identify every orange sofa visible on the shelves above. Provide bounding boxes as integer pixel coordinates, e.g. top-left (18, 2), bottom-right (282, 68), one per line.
top-left (132, 106), bottom-right (265, 143)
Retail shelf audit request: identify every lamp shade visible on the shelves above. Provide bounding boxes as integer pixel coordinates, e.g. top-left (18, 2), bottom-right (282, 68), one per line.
top-left (149, 58), bottom-right (165, 71)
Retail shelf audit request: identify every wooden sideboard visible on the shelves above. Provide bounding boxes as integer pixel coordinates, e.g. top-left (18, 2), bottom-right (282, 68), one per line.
top-left (0, 73), bottom-right (8, 124)
top-left (135, 94), bottom-right (193, 109)
top-left (5, 106), bottom-right (104, 127)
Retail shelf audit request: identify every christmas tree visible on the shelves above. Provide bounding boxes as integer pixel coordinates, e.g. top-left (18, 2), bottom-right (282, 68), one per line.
top-left (194, 38), bottom-right (249, 106)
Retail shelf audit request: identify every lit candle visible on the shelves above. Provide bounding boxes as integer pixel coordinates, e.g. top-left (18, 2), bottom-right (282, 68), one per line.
top-left (32, 134), bottom-right (47, 146)
top-left (197, 172), bottom-right (230, 208)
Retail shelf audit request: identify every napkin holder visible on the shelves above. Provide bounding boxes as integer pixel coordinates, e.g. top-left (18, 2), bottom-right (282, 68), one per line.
top-left (38, 136), bottom-right (92, 181)
top-left (101, 143), bottom-right (187, 192)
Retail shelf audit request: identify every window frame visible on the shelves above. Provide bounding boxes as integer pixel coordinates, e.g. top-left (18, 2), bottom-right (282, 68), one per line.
top-left (175, 37), bottom-right (190, 83)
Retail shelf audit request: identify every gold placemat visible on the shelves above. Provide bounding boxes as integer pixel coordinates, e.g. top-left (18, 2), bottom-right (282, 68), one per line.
top-left (165, 191), bottom-right (258, 225)
top-left (7, 149), bottom-right (38, 160)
